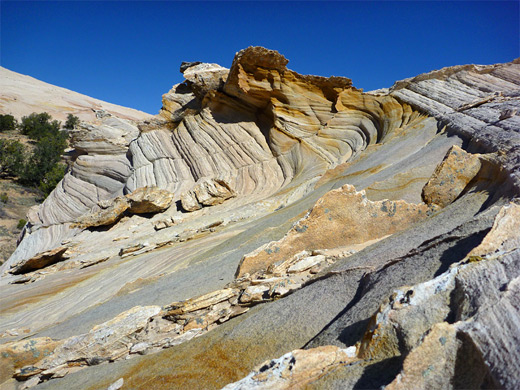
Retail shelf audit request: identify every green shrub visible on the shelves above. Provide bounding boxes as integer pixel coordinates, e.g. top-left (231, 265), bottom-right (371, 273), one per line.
top-left (20, 112), bottom-right (62, 140)
top-left (0, 140), bottom-right (26, 178)
top-left (38, 163), bottom-right (67, 197)
top-left (17, 219), bottom-right (27, 230)
top-left (0, 114), bottom-right (17, 132)
top-left (0, 192), bottom-right (7, 203)
top-left (20, 132), bottom-right (67, 186)
top-left (2, 112), bottom-right (68, 197)
top-left (64, 114), bottom-right (80, 130)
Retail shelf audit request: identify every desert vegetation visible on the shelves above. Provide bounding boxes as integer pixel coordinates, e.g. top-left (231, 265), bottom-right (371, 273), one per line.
top-left (0, 112), bottom-right (75, 197)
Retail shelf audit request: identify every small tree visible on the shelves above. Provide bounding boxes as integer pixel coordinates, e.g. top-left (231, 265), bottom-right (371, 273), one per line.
top-left (0, 114), bottom-right (17, 132)
top-left (0, 140), bottom-right (26, 178)
top-left (17, 219), bottom-right (27, 230)
top-left (1, 112), bottom-right (68, 197)
top-left (20, 112), bottom-right (61, 140)
top-left (39, 163), bottom-right (67, 197)
top-left (20, 132), bottom-right (67, 186)
top-left (64, 114), bottom-right (80, 130)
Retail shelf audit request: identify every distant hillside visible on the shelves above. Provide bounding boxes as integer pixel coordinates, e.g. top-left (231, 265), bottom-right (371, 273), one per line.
top-left (0, 67), bottom-right (154, 122)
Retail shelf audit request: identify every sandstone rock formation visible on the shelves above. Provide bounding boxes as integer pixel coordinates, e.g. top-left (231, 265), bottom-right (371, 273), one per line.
top-left (180, 178), bottom-right (236, 212)
top-left (237, 184), bottom-right (432, 277)
top-left (0, 48), bottom-right (518, 390)
top-left (0, 67), bottom-right (153, 122)
top-left (422, 145), bottom-right (482, 207)
top-left (126, 186), bottom-right (175, 214)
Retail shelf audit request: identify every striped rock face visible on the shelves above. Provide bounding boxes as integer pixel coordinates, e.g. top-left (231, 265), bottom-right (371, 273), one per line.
top-left (0, 48), bottom-right (519, 390)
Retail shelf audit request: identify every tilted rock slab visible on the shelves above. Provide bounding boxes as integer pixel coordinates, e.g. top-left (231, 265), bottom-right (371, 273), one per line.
top-left (222, 346), bottom-right (357, 390)
top-left (0, 49), bottom-right (518, 390)
top-left (237, 184), bottom-right (431, 277)
top-left (225, 203), bottom-right (520, 389)
top-left (422, 144), bottom-right (482, 207)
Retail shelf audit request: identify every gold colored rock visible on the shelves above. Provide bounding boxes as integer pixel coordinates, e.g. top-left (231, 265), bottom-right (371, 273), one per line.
top-left (422, 145), bottom-right (482, 208)
top-left (223, 345), bottom-right (357, 389)
top-left (8, 246), bottom-right (68, 275)
top-left (180, 178), bottom-right (236, 212)
top-left (126, 186), bottom-right (174, 214)
top-left (385, 323), bottom-right (459, 390)
top-left (237, 184), bottom-right (430, 277)
top-left (73, 196), bottom-right (130, 229)
top-left (0, 337), bottom-right (61, 383)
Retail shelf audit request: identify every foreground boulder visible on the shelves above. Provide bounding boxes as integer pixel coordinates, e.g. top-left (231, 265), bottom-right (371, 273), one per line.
top-left (73, 187), bottom-right (174, 229)
top-left (8, 246), bottom-right (68, 275)
top-left (73, 196), bottom-right (130, 229)
top-left (126, 186), bottom-right (175, 214)
top-left (422, 145), bottom-right (482, 207)
top-left (180, 178), bottom-right (236, 212)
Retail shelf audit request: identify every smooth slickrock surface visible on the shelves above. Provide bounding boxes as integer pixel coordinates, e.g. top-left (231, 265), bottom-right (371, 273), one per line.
top-left (0, 67), bottom-right (153, 123)
top-left (0, 48), bottom-right (518, 390)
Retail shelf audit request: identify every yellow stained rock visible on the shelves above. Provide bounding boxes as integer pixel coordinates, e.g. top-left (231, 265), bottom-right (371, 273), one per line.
top-left (422, 145), bottom-right (482, 208)
top-left (0, 337), bottom-right (61, 383)
top-left (237, 184), bottom-right (431, 277)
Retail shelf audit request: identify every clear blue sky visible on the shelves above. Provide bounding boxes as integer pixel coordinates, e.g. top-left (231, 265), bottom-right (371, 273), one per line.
top-left (1, 1), bottom-right (519, 115)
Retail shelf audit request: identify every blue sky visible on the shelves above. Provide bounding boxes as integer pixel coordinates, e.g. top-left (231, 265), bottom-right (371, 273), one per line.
top-left (1, 1), bottom-right (519, 115)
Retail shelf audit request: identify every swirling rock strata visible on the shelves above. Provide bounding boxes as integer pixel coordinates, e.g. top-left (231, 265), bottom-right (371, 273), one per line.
top-left (2, 47), bottom-right (428, 273)
top-left (0, 49), bottom-right (518, 390)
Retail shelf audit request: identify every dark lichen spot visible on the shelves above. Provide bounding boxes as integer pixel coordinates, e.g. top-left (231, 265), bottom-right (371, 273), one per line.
top-left (380, 200), bottom-right (397, 217)
top-left (294, 225), bottom-right (308, 233)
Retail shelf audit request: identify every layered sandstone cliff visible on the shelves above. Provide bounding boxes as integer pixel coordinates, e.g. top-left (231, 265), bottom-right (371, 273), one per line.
top-left (0, 48), bottom-right (519, 390)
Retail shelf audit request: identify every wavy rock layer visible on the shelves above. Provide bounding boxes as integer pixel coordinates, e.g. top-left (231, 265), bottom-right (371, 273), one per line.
top-left (0, 48), bottom-right (518, 390)
top-left (2, 47), bottom-right (428, 273)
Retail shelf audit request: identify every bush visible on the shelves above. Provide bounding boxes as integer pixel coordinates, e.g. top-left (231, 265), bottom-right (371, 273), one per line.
top-left (0, 140), bottom-right (26, 178)
top-left (20, 112), bottom-right (61, 140)
top-left (64, 114), bottom-right (80, 130)
top-left (0, 192), bottom-right (7, 203)
top-left (38, 163), bottom-right (67, 197)
top-left (20, 133), bottom-right (67, 186)
top-left (1, 112), bottom-right (68, 197)
top-left (17, 219), bottom-right (27, 230)
top-left (0, 114), bottom-right (17, 132)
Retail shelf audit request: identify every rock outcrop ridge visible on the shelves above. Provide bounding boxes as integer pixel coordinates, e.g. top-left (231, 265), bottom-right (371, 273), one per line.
top-left (0, 67), bottom-right (153, 123)
top-left (2, 46), bottom-right (430, 273)
top-left (0, 48), bottom-right (518, 390)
